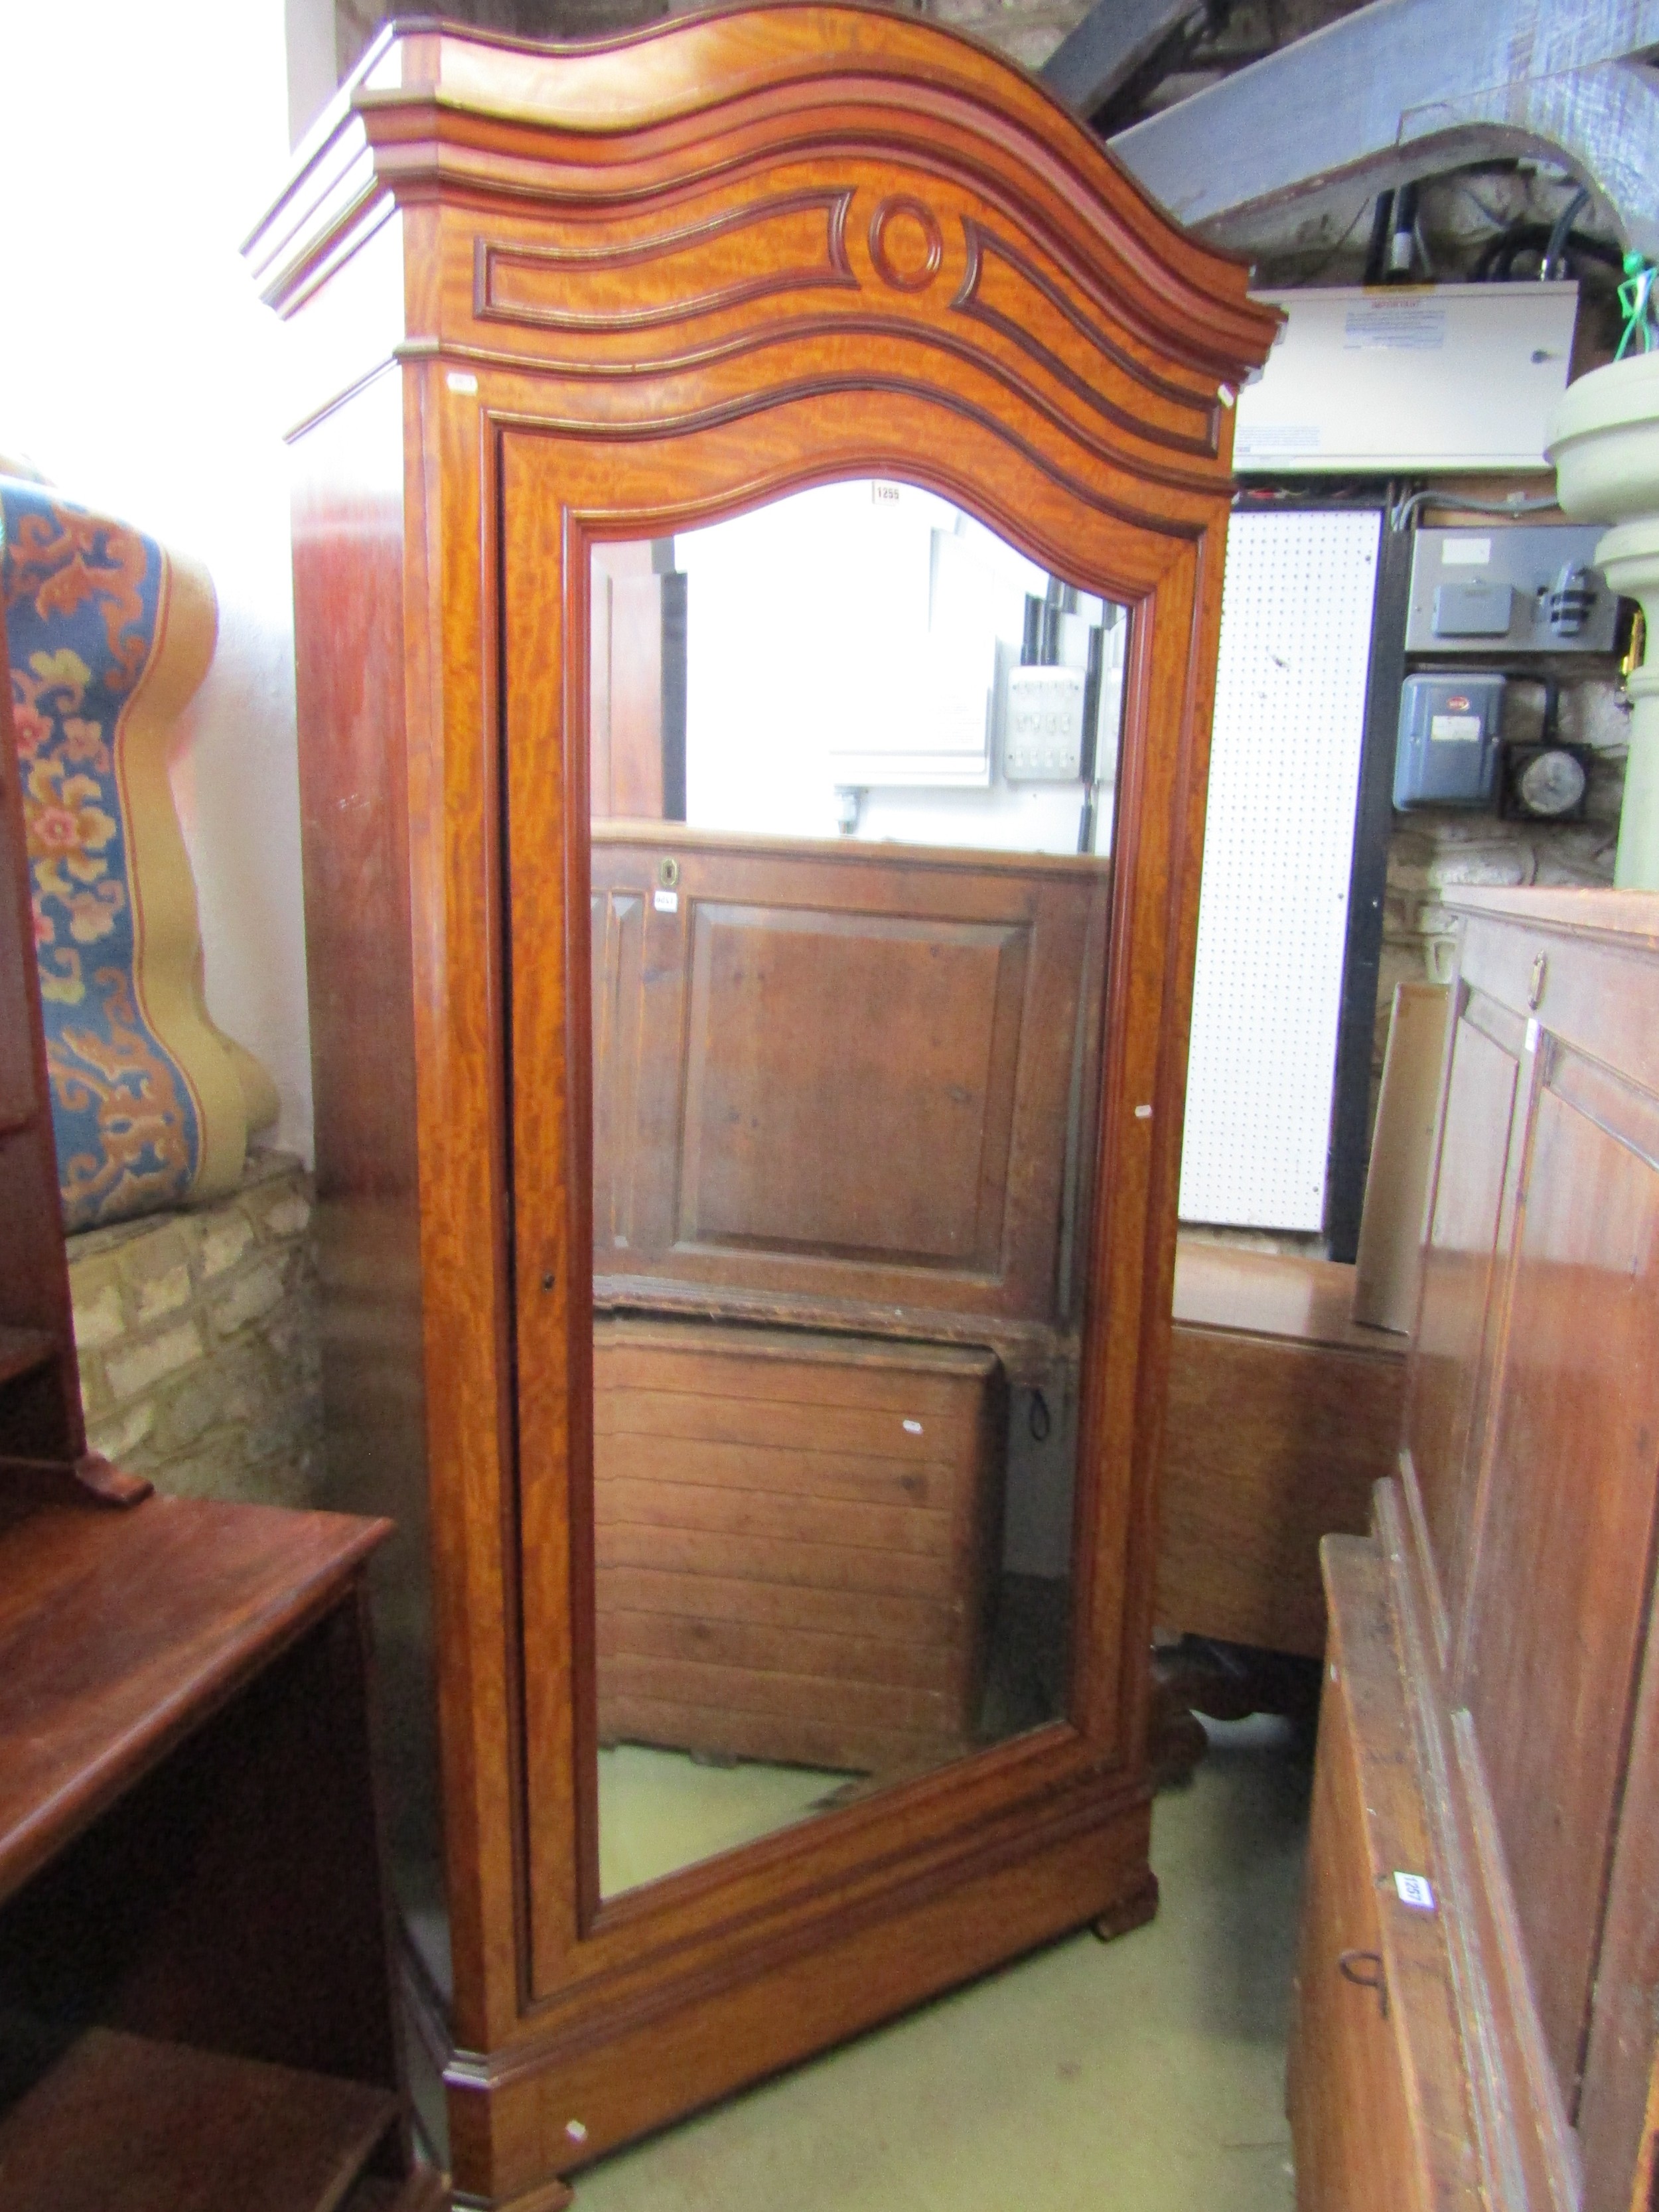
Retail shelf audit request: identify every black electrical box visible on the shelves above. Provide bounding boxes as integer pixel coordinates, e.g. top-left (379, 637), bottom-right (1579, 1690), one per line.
top-left (1394, 672), bottom-right (1506, 808)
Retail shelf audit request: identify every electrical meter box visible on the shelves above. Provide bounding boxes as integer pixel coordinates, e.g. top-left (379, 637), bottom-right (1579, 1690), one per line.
top-left (1406, 524), bottom-right (1617, 654)
top-left (1394, 672), bottom-right (1507, 808)
top-left (1005, 664), bottom-right (1087, 780)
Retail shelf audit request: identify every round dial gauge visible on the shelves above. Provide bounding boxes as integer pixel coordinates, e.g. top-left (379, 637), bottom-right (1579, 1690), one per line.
top-left (1517, 748), bottom-right (1587, 819)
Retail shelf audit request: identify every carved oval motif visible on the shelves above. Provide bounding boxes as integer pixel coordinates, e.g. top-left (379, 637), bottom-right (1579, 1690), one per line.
top-left (868, 196), bottom-right (943, 292)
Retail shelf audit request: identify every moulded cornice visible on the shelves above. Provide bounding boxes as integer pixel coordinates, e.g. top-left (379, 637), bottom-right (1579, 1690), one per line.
top-left (245, 5), bottom-right (1279, 407)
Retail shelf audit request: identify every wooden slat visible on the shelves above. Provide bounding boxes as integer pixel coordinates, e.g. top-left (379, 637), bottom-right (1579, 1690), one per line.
top-left (597, 1430), bottom-right (951, 1509)
top-left (594, 1521), bottom-right (958, 1601)
top-left (595, 1564), bottom-right (956, 1647)
top-left (597, 1692), bottom-right (958, 1775)
top-left (1312, 1537), bottom-right (1482, 2211)
top-left (601, 1651), bottom-right (950, 1732)
top-left (595, 1475), bottom-right (948, 1558)
top-left (594, 1384), bottom-right (972, 1463)
top-left (0, 2026), bottom-right (398, 2212)
top-left (597, 1605), bottom-right (955, 1691)
top-left (596, 1323), bottom-right (997, 1412)
top-left (1170, 1240), bottom-right (1405, 1357)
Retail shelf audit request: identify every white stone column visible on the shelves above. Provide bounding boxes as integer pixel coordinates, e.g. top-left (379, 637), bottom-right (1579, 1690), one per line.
top-left (1548, 353), bottom-right (1659, 889)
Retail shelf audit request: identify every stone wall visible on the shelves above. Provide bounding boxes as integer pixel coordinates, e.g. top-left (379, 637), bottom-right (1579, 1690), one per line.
top-left (67, 1151), bottom-right (323, 1506)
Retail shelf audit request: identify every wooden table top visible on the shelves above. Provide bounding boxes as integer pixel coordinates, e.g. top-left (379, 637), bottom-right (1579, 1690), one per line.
top-left (0, 1492), bottom-right (388, 1905)
top-left (1172, 1239), bottom-right (1407, 1358)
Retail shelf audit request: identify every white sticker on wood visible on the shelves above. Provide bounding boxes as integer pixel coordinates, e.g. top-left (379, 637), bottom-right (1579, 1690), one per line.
top-left (1179, 509), bottom-right (1380, 1231)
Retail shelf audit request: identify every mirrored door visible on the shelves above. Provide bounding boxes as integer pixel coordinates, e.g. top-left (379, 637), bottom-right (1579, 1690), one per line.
top-left (587, 479), bottom-right (1130, 1897)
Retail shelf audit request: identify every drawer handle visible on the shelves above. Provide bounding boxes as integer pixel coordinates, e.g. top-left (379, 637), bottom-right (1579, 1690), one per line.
top-left (1338, 1949), bottom-right (1389, 2020)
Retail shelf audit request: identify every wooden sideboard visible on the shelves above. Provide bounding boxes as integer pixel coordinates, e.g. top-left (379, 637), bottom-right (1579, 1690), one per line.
top-left (0, 1495), bottom-right (444, 2212)
top-left (1289, 889), bottom-right (1659, 2212)
top-left (1, 619), bottom-right (439, 2209)
top-left (1, 462), bottom-right (442, 2194)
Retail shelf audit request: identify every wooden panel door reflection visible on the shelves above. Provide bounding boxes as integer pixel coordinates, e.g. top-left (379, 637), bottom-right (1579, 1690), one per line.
top-left (678, 900), bottom-right (1027, 1268)
top-left (590, 826), bottom-right (1109, 1370)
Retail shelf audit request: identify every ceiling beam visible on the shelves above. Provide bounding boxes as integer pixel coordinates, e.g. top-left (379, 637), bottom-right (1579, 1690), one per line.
top-left (1039, 0), bottom-right (1198, 119)
top-left (1107, 0), bottom-right (1659, 260)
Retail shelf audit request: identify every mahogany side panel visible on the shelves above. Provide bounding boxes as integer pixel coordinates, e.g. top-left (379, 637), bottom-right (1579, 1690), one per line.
top-left (1579, 1533), bottom-right (1659, 2209)
top-left (1286, 1536), bottom-right (1479, 2212)
top-left (288, 368), bottom-right (449, 2008)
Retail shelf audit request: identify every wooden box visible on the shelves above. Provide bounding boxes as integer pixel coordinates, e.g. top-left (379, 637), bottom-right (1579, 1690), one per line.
top-left (1156, 1242), bottom-right (1406, 1657)
top-left (593, 1318), bottom-right (1008, 1775)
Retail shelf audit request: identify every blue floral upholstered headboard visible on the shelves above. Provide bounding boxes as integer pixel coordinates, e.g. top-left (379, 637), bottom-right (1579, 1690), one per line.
top-left (3, 479), bottom-right (276, 1230)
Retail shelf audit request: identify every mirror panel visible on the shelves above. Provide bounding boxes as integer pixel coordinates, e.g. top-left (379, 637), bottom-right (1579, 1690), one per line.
top-left (589, 479), bottom-right (1129, 1899)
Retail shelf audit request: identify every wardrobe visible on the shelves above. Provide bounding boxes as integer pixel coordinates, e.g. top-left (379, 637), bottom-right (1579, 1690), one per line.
top-left (245, 14), bottom-right (1276, 2205)
top-left (1291, 889), bottom-right (1659, 2212)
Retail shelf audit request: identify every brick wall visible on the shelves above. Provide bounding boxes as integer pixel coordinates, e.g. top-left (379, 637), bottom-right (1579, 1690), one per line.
top-left (68, 1151), bottom-right (323, 1505)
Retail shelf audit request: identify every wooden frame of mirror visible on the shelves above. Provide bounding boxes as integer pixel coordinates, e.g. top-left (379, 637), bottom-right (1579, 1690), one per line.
top-left (246, 14), bottom-right (1275, 2205)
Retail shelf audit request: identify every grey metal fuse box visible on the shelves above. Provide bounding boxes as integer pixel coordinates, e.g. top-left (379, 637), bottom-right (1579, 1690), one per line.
top-left (1406, 525), bottom-right (1617, 654)
top-left (1394, 672), bottom-right (1507, 808)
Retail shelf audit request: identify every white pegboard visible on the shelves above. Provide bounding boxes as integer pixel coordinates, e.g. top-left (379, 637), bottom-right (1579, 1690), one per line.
top-left (1179, 510), bottom-right (1381, 1231)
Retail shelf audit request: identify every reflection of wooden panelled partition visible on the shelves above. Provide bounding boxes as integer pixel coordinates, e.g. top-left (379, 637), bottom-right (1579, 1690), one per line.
top-left (246, 13), bottom-right (1275, 2205)
top-left (591, 826), bottom-right (1108, 1376)
top-left (589, 825), bottom-right (1106, 1770)
top-left (1290, 891), bottom-right (1659, 2212)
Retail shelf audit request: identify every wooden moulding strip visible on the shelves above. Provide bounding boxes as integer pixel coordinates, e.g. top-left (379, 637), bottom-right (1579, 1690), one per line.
top-left (1321, 1533), bottom-right (1484, 2212)
top-left (443, 1788), bottom-right (1151, 2199)
top-left (1380, 1486), bottom-right (1583, 2212)
top-left (1376, 1480), bottom-right (1580, 2212)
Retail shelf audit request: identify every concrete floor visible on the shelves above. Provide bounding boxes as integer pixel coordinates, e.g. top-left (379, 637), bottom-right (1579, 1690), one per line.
top-left (597, 1743), bottom-right (847, 1896)
top-left (575, 1714), bottom-right (1311, 2211)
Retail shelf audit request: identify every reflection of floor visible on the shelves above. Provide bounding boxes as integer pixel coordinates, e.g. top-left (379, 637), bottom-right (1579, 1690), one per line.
top-left (598, 1574), bottom-right (1079, 1897)
top-left (572, 1714), bottom-right (1311, 2212)
top-left (597, 1742), bottom-right (851, 1897)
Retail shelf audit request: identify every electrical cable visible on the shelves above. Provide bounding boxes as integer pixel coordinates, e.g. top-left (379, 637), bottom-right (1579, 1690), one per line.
top-left (1474, 218), bottom-right (1620, 282)
top-left (1544, 186), bottom-right (1592, 280)
top-left (1364, 190), bottom-right (1395, 287)
top-left (1386, 182), bottom-right (1420, 281)
top-left (1388, 485), bottom-right (1560, 534)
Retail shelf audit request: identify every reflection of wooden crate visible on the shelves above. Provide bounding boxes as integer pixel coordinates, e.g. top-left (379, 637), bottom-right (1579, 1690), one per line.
top-left (593, 1318), bottom-right (1007, 1775)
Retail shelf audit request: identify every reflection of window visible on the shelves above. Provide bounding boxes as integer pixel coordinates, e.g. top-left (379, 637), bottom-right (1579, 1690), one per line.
top-left (652, 480), bottom-right (1126, 858)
